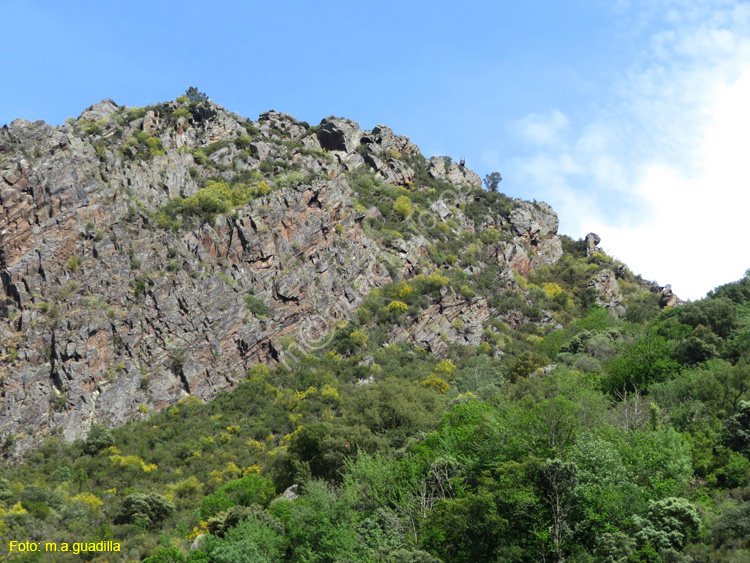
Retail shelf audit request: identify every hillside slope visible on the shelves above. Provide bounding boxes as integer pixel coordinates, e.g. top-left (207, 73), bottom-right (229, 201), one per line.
top-left (0, 96), bottom-right (668, 454)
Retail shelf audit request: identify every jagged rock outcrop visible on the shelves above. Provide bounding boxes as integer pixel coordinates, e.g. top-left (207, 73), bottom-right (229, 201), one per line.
top-left (317, 117), bottom-right (363, 153)
top-left (0, 96), bottom-right (569, 454)
top-left (585, 232), bottom-right (601, 257)
top-left (427, 157), bottom-right (482, 189)
top-left (390, 289), bottom-right (489, 355)
top-left (590, 269), bottom-right (626, 317)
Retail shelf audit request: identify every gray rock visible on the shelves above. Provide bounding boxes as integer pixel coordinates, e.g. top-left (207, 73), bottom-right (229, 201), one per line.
top-left (258, 110), bottom-right (306, 140)
top-left (79, 99), bottom-right (119, 122)
top-left (585, 232), bottom-right (601, 257)
top-left (317, 116), bottom-right (362, 153)
top-left (190, 535), bottom-right (206, 551)
top-left (590, 269), bottom-right (626, 317)
top-left (376, 158), bottom-right (414, 186)
top-left (660, 284), bottom-right (678, 307)
top-left (142, 111), bottom-right (159, 133)
top-left (361, 125), bottom-right (420, 156)
top-left (427, 157), bottom-right (481, 188)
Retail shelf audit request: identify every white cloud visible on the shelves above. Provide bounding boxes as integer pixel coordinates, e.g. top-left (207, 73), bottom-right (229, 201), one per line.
top-left (509, 1), bottom-right (750, 300)
top-left (511, 110), bottom-right (569, 146)
top-left (595, 66), bottom-right (750, 299)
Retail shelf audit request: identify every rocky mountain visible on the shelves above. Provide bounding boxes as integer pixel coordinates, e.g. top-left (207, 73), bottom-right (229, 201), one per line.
top-left (0, 95), bottom-right (670, 455)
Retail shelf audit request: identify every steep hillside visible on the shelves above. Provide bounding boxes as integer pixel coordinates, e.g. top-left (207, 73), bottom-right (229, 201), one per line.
top-left (0, 95), bottom-right (667, 455)
top-left (7, 94), bottom-right (750, 563)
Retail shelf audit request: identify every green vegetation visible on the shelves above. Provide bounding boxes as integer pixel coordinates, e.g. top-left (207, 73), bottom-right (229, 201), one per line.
top-left (243, 294), bottom-right (270, 319)
top-left (6, 95), bottom-right (750, 562)
top-left (186, 87), bottom-right (209, 104)
top-left (121, 131), bottom-right (166, 160)
top-left (156, 179), bottom-right (271, 230)
top-left (3, 270), bottom-right (750, 561)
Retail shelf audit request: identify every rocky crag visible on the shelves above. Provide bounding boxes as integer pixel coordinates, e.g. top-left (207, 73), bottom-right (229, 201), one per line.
top-left (0, 96), bottom-right (671, 455)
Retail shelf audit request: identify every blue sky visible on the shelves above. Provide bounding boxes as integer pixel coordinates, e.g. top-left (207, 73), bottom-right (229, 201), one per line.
top-left (3, 0), bottom-right (749, 299)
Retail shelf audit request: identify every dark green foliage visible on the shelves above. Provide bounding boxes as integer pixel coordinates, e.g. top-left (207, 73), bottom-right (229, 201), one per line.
top-left (284, 422), bottom-right (383, 484)
top-left (632, 497), bottom-right (701, 551)
top-left (508, 351), bottom-right (548, 382)
top-left (345, 377), bottom-right (447, 446)
top-left (463, 189), bottom-right (514, 222)
top-left (200, 474), bottom-right (275, 519)
top-left (115, 493), bottom-right (175, 528)
top-left (675, 297), bottom-right (738, 338)
top-left (186, 87), bottom-right (208, 104)
top-left (604, 330), bottom-right (680, 393)
top-left (244, 294), bottom-right (270, 318)
top-left (241, 122), bottom-right (259, 136)
top-left (711, 500), bottom-right (750, 549)
top-left (708, 271), bottom-right (750, 304)
top-left (483, 171), bottom-right (503, 192)
top-left (676, 324), bottom-right (724, 364)
top-left (83, 423), bottom-right (115, 455)
top-left (723, 400), bottom-right (750, 455)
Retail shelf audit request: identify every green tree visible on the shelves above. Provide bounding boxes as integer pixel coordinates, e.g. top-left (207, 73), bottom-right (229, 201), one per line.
top-left (200, 510), bottom-right (288, 563)
top-left (723, 400), bottom-right (750, 455)
top-left (83, 423), bottom-right (115, 455)
top-left (186, 87), bottom-right (208, 104)
top-left (677, 297), bottom-right (737, 338)
top-left (604, 331), bottom-right (679, 393)
top-left (345, 378), bottom-right (446, 447)
top-left (711, 500), bottom-right (750, 549)
top-left (538, 459), bottom-right (578, 563)
top-left (483, 172), bottom-right (503, 192)
top-left (283, 422), bottom-right (383, 484)
top-left (632, 497), bottom-right (701, 551)
top-left (115, 493), bottom-right (175, 528)
top-left (270, 480), bottom-right (369, 563)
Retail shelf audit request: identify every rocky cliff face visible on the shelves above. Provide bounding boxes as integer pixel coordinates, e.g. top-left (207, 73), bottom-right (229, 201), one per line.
top-left (0, 97), bottom-right (631, 454)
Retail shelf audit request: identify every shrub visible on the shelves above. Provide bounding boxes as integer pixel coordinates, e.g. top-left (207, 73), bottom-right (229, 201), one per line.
top-left (421, 376), bottom-right (449, 394)
top-left (387, 301), bottom-right (408, 314)
top-left (508, 351), bottom-right (548, 382)
top-left (156, 180), bottom-right (270, 229)
top-left (115, 493), bottom-right (175, 528)
top-left (200, 473), bottom-right (276, 519)
top-left (393, 195), bottom-right (413, 219)
top-left (234, 136), bottom-right (253, 149)
top-left (123, 131), bottom-right (165, 160)
top-left (193, 149), bottom-right (209, 167)
top-left (244, 295), bottom-right (270, 319)
top-left (84, 424), bottom-right (115, 455)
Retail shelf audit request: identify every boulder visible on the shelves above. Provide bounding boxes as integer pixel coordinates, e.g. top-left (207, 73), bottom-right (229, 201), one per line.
top-left (510, 201), bottom-right (559, 244)
top-left (258, 110), bottom-right (306, 140)
top-left (317, 116), bottom-right (362, 153)
top-left (79, 99), bottom-right (119, 122)
top-left (361, 125), bottom-right (420, 156)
